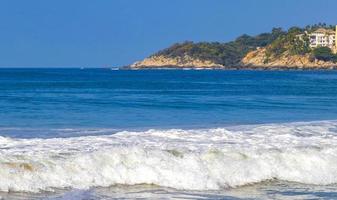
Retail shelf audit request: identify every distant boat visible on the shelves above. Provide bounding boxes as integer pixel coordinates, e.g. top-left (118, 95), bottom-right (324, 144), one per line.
top-left (80, 67), bottom-right (85, 70)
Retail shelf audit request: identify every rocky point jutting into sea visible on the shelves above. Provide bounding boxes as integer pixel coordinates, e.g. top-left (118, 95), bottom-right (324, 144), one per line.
top-left (125, 24), bottom-right (337, 70)
top-left (130, 55), bottom-right (223, 69)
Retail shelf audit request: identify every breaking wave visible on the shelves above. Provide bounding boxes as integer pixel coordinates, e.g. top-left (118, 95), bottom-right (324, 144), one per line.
top-left (1, 121), bottom-right (337, 192)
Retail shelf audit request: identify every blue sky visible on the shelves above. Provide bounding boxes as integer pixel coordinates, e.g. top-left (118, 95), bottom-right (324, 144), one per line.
top-left (0, 0), bottom-right (337, 67)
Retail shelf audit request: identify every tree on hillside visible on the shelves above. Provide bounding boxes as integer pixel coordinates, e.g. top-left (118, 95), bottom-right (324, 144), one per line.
top-left (288, 26), bottom-right (303, 35)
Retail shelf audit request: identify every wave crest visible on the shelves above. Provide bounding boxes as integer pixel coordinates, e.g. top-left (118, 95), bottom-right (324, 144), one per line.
top-left (1, 121), bottom-right (337, 192)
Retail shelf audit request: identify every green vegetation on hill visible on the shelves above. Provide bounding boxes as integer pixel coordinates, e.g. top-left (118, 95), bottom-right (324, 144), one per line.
top-left (313, 47), bottom-right (337, 62)
top-left (264, 27), bottom-right (311, 63)
top-left (265, 24), bottom-right (337, 63)
top-left (154, 28), bottom-right (285, 66)
top-left (151, 23), bottom-right (337, 66)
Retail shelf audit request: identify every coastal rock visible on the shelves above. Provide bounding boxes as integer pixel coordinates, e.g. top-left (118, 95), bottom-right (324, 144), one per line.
top-left (241, 48), bottom-right (337, 69)
top-left (129, 47), bottom-right (337, 70)
top-left (130, 55), bottom-right (224, 69)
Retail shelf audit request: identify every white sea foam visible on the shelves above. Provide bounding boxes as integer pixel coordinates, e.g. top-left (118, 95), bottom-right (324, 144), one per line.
top-left (1, 121), bottom-right (337, 192)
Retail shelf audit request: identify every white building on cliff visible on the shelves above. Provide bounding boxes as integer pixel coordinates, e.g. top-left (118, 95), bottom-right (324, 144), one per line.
top-left (309, 26), bottom-right (337, 52)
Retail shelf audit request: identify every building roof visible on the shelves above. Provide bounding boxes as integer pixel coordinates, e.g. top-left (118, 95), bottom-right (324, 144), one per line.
top-left (312, 28), bottom-right (335, 35)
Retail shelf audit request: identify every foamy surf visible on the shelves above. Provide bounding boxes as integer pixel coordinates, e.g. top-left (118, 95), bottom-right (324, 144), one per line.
top-left (1, 121), bottom-right (337, 193)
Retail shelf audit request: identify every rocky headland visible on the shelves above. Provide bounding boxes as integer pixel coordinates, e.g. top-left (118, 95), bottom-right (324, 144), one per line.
top-left (124, 25), bottom-right (337, 70)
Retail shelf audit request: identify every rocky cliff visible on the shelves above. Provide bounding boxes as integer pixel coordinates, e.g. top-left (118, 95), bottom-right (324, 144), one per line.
top-left (241, 48), bottom-right (337, 69)
top-left (130, 55), bottom-right (224, 69)
top-left (130, 50), bottom-right (337, 69)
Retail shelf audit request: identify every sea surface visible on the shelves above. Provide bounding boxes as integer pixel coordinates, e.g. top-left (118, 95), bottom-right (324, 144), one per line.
top-left (1, 69), bottom-right (337, 199)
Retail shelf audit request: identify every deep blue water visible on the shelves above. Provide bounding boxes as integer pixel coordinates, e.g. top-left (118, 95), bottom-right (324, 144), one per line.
top-left (1, 68), bottom-right (337, 138)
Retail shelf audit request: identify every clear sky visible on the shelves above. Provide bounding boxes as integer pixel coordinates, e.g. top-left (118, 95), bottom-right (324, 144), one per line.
top-left (1, 0), bottom-right (337, 67)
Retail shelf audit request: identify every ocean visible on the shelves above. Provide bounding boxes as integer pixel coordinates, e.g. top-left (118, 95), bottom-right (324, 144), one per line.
top-left (1, 68), bottom-right (337, 199)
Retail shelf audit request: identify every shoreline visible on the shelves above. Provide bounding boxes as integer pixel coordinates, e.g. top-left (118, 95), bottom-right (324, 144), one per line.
top-left (120, 65), bottom-right (337, 71)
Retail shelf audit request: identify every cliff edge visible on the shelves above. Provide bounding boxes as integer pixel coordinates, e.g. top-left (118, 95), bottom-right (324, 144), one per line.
top-left (241, 48), bottom-right (337, 69)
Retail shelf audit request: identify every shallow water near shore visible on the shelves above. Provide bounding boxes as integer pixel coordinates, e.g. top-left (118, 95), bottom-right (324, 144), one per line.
top-left (2, 69), bottom-right (337, 199)
top-left (3, 181), bottom-right (337, 200)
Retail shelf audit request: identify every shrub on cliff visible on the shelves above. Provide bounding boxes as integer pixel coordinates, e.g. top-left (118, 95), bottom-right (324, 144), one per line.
top-left (313, 47), bottom-right (337, 62)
